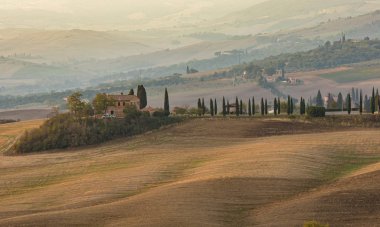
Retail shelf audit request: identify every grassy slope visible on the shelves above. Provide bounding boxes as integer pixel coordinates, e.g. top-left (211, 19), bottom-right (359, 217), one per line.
top-left (1, 118), bottom-right (380, 226)
top-left (319, 65), bottom-right (380, 83)
top-left (0, 120), bottom-right (44, 153)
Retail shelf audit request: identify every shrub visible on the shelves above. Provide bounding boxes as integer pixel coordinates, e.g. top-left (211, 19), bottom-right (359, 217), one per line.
top-left (152, 110), bottom-right (166, 118)
top-left (13, 112), bottom-right (182, 154)
top-left (307, 106), bottom-right (326, 117)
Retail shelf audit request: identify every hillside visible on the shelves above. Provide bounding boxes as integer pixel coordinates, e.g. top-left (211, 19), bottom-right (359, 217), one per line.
top-left (0, 29), bottom-right (161, 62)
top-left (1, 119), bottom-right (380, 226)
top-left (276, 10), bottom-right (380, 40)
top-left (216, 0), bottom-right (380, 34)
top-left (78, 10), bottom-right (380, 79)
top-left (0, 57), bottom-right (95, 95)
top-left (3, 10), bottom-right (380, 96)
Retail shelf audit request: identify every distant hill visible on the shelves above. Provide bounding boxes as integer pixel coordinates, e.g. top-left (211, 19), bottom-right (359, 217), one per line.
top-left (0, 29), bottom-right (161, 62)
top-left (275, 10), bottom-right (380, 40)
top-left (215, 0), bottom-right (380, 34)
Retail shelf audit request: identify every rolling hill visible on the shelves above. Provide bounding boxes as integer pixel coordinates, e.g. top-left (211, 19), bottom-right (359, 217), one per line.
top-left (215, 0), bottom-right (380, 34)
top-left (1, 119), bottom-right (380, 226)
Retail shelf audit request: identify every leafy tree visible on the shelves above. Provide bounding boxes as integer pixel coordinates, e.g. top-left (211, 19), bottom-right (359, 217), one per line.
top-left (252, 97), bottom-right (256, 116)
top-left (164, 88), bottom-right (170, 116)
top-left (124, 103), bottom-right (142, 121)
top-left (316, 90), bottom-right (324, 107)
top-left (307, 106), bottom-right (326, 117)
top-left (261, 98), bottom-right (265, 116)
top-left (222, 97), bottom-right (226, 116)
top-left (236, 97), bottom-right (240, 117)
top-left (210, 99), bottom-right (214, 117)
top-left (248, 99), bottom-right (252, 116)
top-left (347, 93), bottom-right (351, 115)
top-left (67, 92), bottom-right (85, 116)
top-left (92, 93), bottom-right (115, 115)
top-left (128, 89), bottom-right (135, 95)
top-left (83, 103), bottom-right (94, 117)
top-left (137, 85), bottom-right (147, 109)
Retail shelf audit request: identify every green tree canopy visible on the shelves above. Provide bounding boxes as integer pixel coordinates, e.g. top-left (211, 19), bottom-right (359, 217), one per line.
top-left (92, 93), bottom-right (115, 114)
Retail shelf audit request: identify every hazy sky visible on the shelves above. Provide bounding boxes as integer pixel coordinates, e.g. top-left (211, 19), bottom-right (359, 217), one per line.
top-left (0, 0), bottom-right (268, 30)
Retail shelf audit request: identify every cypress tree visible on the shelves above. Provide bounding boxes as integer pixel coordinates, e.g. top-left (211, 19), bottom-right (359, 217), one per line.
top-left (371, 87), bottom-right (376, 114)
top-left (356, 88), bottom-right (359, 102)
top-left (240, 100), bottom-right (243, 115)
top-left (210, 99), bottom-right (214, 117)
top-left (287, 96), bottom-right (291, 115)
top-left (236, 97), bottom-right (240, 117)
top-left (316, 90), bottom-right (323, 107)
top-left (261, 98), bottom-right (265, 116)
top-left (265, 99), bottom-right (268, 115)
top-left (202, 98), bottom-right (205, 116)
top-left (290, 98), bottom-right (294, 114)
top-left (197, 98), bottom-right (202, 116)
top-left (222, 97), bottom-right (226, 116)
top-left (375, 89), bottom-right (380, 114)
top-left (274, 98), bottom-right (277, 115)
top-left (252, 97), bottom-right (256, 116)
top-left (300, 97), bottom-right (306, 115)
top-left (360, 90), bottom-right (363, 115)
top-left (248, 99), bottom-right (252, 116)
top-left (347, 94), bottom-right (351, 115)
top-left (337, 92), bottom-right (343, 111)
top-left (278, 97), bottom-right (281, 115)
top-left (164, 88), bottom-right (170, 116)
top-left (364, 95), bottom-right (369, 112)
top-left (137, 85), bottom-right (147, 109)
top-left (128, 88), bottom-right (135, 96)
top-left (214, 99), bottom-right (218, 116)
top-left (227, 100), bottom-right (230, 115)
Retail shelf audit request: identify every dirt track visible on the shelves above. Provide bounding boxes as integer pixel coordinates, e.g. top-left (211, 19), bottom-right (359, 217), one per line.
top-left (1, 119), bottom-right (380, 226)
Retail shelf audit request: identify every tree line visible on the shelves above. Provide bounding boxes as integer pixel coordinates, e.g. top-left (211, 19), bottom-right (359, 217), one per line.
top-left (13, 87), bottom-right (176, 153)
top-left (194, 95), bottom-right (302, 117)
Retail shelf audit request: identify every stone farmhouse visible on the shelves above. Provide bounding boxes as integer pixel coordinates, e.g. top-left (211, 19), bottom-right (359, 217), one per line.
top-left (105, 92), bottom-right (140, 118)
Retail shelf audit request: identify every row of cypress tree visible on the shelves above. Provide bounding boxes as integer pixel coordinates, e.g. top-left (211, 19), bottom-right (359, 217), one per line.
top-left (195, 96), bottom-right (308, 117)
top-left (316, 87), bottom-right (380, 115)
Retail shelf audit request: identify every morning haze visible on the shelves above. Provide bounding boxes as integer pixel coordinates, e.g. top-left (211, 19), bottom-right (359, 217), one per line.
top-left (1, 0), bottom-right (380, 226)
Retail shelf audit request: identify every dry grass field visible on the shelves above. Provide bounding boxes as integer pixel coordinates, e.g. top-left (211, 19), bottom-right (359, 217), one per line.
top-left (0, 109), bottom-right (52, 121)
top-left (0, 119), bottom-right (44, 153)
top-left (1, 118), bottom-right (380, 226)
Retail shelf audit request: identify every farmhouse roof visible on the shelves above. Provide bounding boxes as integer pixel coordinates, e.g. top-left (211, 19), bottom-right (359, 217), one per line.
top-left (107, 94), bottom-right (140, 102)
